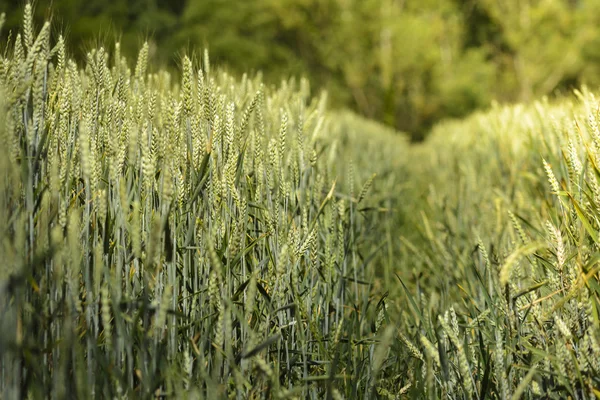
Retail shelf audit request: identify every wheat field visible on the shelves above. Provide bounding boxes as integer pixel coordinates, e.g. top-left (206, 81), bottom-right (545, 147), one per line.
top-left (0, 6), bottom-right (599, 399)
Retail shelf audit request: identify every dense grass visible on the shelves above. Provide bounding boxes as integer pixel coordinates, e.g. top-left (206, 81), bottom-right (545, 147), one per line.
top-left (0, 8), bottom-right (395, 399)
top-left (385, 93), bottom-right (600, 398)
top-left (1, 6), bottom-right (600, 400)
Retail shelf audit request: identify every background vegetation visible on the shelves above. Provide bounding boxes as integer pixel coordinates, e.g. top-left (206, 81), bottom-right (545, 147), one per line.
top-left (3, 0), bottom-right (600, 139)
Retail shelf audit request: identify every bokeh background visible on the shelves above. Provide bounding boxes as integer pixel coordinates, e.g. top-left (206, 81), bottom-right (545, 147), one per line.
top-left (2, 0), bottom-right (600, 140)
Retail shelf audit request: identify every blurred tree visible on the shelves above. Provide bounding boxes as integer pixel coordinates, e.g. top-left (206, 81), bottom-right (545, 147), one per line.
top-left (2, 0), bottom-right (600, 139)
top-left (478, 0), bottom-right (584, 101)
top-left (0, 0), bottom-right (179, 65)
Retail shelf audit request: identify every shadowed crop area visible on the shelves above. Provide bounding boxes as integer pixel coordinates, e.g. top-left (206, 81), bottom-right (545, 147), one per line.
top-left (0, 4), bottom-right (599, 399)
